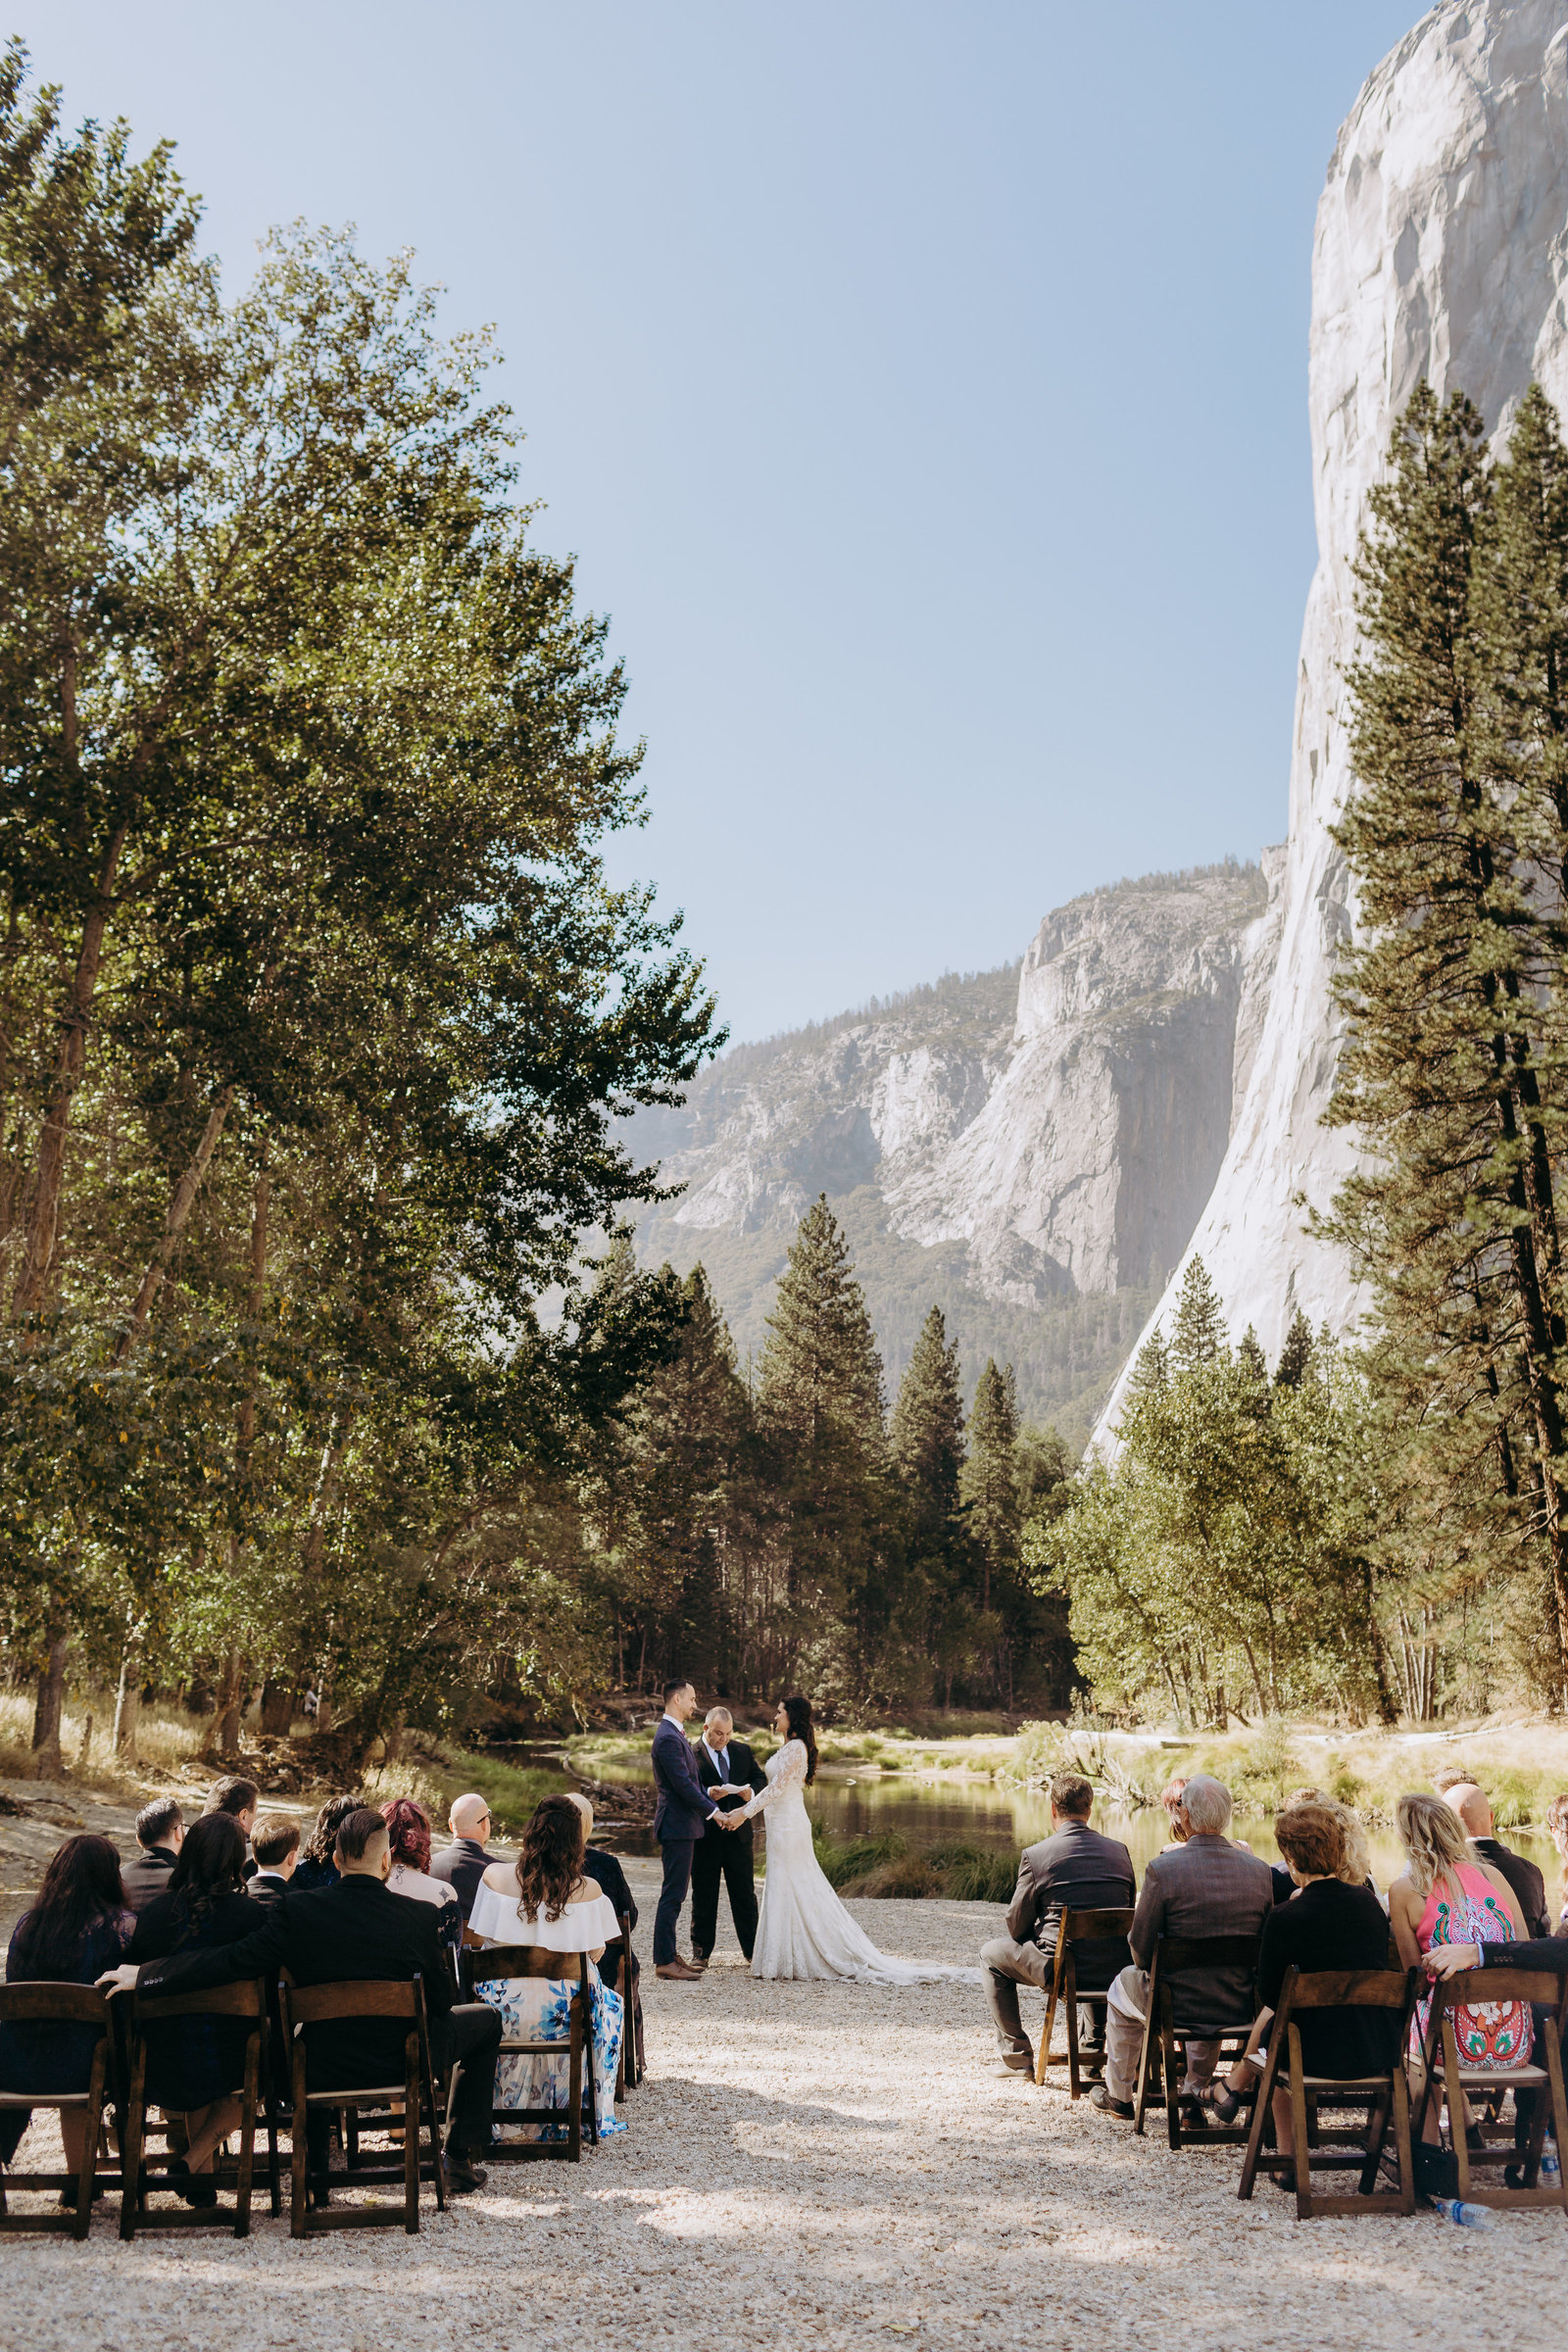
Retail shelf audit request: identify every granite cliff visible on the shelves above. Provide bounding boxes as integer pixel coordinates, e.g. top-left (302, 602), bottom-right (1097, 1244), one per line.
top-left (629, 859), bottom-right (1277, 1445)
top-left (1097, 0), bottom-right (1568, 1442)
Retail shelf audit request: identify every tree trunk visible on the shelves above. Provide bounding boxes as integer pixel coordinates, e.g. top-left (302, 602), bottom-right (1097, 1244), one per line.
top-left (116, 1085), bottom-right (236, 1356)
top-left (259, 1677), bottom-right (294, 1736)
top-left (31, 1609), bottom-right (69, 1779)
top-left (208, 1644), bottom-right (245, 1762)
top-left (12, 816), bottom-right (130, 1317)
top-left (113, 1641), bottom-right (142, 1760)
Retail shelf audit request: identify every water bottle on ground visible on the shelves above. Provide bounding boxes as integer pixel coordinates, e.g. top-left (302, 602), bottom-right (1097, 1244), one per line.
top-left (1541, 2134), bottom-right (1560, 2184)
top-left (1430, 2195), bottom-right (1494, 2230)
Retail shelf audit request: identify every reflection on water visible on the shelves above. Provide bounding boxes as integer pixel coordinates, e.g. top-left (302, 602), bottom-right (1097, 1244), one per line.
top-left (560, 1749), bottom-right (1557, 1892)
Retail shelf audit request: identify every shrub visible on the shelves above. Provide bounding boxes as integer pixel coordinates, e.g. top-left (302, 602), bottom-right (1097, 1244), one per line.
top-left (926, 1842), bottom-right (1019, 1903)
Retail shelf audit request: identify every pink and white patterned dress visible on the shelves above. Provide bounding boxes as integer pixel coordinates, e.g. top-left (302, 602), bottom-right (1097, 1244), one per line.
top-left (1409, 1863), bottom-right (1529, 2068)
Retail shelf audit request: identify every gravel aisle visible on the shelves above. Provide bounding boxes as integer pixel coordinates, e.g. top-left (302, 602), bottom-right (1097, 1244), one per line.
top-left (5, 1872), bottom-right (1566, 2351)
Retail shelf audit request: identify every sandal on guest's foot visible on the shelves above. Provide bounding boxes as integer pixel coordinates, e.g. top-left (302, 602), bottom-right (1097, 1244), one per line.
top-left (1204, 2082), bottom-right (1243, 2124)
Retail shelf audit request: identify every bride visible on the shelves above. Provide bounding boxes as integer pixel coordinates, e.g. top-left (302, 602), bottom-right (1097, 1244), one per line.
top-left (731, 1694), bottom-right (978, 1984)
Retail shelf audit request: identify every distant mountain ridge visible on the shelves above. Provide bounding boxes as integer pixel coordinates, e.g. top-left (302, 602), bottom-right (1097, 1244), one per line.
top-left (627, 857), bottom-right (1280, 1447)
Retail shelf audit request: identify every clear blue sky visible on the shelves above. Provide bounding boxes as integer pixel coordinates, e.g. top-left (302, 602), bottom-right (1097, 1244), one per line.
top-left (23, 2), bottom-right (1420, 1045)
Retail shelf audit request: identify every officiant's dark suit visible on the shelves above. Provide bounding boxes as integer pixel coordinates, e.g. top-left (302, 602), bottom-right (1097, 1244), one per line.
top-left (691, 1731), bottom-right (767, 1963)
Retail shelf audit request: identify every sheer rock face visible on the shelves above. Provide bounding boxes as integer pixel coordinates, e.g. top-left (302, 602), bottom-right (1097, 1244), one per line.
top-left (1095, 0), bottom-right (1568, 1444)
top-left (636, 861), bottom-right (1271, 1310)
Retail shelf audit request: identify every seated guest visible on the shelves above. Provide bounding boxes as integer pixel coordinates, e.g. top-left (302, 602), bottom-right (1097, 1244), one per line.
top-left (1442, 1780), bottom-right (1550, 1937)
top-left (247, 1815), bottom-right (300, 1909)
top-left (429, 1792), bottom-right (501, 1920)
top-left (567, 1793), bottom-right (642, 2073)
top-left (1096, 1773), bottom-right (1274, 2120)
top-left (104, 1808), bottom-right (501, 2196)
top-left (122, 1799), bottom-right (185, 1914)
top-left (380, 1798), bottom-right (460, 1947)
top-left (1, 1836), bottom-right (134, 2197)
top-left (203, 1777), bottom-right (260, 1880)
top-left (978, 1772), bottom-right (1136, 2077)
top-left (565, 1793), bottom-right (637, 1983)
top-left (289, 1793), bottom-right (366, 1892)
top-left (1271, 1788), bottom-right (1377, 1901)
top-left (1391, 1790), bottom-right (1528, 2131)
top-left (1547, 1791), bottom-right (1568, 1929)
top-left (128, 1813), bottom-right (263, 2203)
top-left (1201, 1804), bottom-right (1396, 2163)
top-left (470, 1796), bottom-right (627, 2142)
top-left (1157, 1776), bottom-right (1189, 1850)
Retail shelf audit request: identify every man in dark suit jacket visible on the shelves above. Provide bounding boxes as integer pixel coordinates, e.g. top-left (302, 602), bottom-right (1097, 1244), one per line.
top-left (651, 1679), bottom-right (724, 1979)
top-left (1098, 1773), bottom-right (1274, 2118)
top-left (122, 1798), bottom-right (184, 1914)
top-left (1447, 1782), bottom-right (1551, 1937)
top-left (103, 1807), bottom-right (500, 2194)
top-left (690, 1706), bottom-right (768, 1967)
top-left (979, 1773), bottom-right (1135, 2075)
top-left (429, 1792), bottom-right (502, 1921)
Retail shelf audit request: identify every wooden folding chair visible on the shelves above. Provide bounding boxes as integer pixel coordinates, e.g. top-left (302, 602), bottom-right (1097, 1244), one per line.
top-left (460, 1942), bottom-right (599, 2162)
top-left (279, 1973), bottom-right (448, 2237)
top-left (1238, 1965), bottom-right (1418, 2218)
top-left (1414, 1965), bottom-right (1568, 2216)
top-left (117, 1981), bottom-right (274, 2240)
top-left (0, 1985), bottom-right (120, 2239)
top-left (1134, 1933), bottom-right (1261, 2149)
top-left (1034, 1908), bottom-right (1134, 2094)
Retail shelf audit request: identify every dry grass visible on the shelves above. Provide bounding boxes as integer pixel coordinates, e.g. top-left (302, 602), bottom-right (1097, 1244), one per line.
top-left (0, 1690), bottom-right (204, 1790)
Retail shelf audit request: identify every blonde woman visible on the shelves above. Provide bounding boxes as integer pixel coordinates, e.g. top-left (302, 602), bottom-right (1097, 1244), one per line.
top-left (1545, 1792), bottom-right (1568, 1929)
top-left (1390, 1792), bottom-right (1528, 2124)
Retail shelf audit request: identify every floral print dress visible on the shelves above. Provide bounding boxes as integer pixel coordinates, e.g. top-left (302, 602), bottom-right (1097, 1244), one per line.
top-left (468, 1880), bottom-right (627, 2142)
top-left (1410, 1864), bottom-right (1529, 2067)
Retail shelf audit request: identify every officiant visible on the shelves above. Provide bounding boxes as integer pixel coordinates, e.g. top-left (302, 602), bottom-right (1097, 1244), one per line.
top-left (691, 1706), bottom-right (768, 1966)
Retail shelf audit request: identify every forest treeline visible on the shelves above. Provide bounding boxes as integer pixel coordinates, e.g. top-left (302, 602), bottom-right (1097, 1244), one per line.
top-left (0, 58), bottom-right (1065, 1770)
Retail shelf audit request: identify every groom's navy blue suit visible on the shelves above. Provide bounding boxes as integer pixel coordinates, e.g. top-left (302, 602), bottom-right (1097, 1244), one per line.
top-left (652, 1714), bottom-right (718, 1965)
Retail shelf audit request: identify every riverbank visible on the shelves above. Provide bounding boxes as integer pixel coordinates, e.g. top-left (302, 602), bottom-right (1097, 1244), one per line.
top-left (2, 1884), bottom-right (1565, 2351)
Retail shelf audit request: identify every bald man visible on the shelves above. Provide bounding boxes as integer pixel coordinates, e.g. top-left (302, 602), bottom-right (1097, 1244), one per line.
top-left (429, 1791), bottom-right (502, 1922)
top-left (1443, 1781), bottom-right (1549, 1938)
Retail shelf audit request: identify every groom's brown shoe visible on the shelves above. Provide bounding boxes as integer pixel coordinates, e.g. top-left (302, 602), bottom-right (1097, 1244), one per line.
top-left (656, 1959), bottom-right (704, 1981)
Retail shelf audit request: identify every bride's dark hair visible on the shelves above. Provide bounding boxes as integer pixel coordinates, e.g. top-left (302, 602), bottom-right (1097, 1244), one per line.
top-left (780, 1693), bottom-right (818, 1784)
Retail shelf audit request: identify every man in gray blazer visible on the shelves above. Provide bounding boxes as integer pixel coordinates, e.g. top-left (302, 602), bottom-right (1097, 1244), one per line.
top-left (1096, 1773), bottom-right (1274, 2118)
top-left (979, 1773), bottom-right (1135, 2075)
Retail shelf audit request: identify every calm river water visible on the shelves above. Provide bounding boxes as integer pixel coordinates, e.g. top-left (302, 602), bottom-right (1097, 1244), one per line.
top-left (508, 1746), bottom-right (1559, 1889)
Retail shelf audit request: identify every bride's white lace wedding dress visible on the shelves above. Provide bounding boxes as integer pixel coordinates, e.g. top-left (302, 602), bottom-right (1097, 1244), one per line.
top-left (739, 1739), bottom-right (981, 1984)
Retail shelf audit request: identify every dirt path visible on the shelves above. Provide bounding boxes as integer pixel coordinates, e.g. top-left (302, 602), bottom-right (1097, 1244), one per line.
top-left (2, 1873), bottom-right (1565, 2350)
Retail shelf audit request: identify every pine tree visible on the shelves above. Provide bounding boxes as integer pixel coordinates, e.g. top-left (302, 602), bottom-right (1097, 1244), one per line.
top-left (1126, 1327), bottom-right (1169, 1399)
top-left (964, 1357), bottom-right (1019, 1622)
top-left (892, 1306), bottom-right (970, 1703)
top-left (1237, 1327), bottom-right (1269, 1389)
top-left (1329, 379), bottom-right (1568, 1683)
top-left (1171, 1257), bottom-right (1226, 1373)
top-left (757, 1197), bottom-right (888, 1680)
top-left (1273, 1309), bottom-right (1314, 1392)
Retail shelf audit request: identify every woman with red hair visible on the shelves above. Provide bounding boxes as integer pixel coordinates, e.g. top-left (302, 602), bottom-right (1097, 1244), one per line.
top-left (380, 1798), bottom-right (460, 1946)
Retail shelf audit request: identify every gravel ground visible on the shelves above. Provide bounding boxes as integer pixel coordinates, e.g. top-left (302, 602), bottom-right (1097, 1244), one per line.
top-left (5, 1856), bottom-right (1568, 2348)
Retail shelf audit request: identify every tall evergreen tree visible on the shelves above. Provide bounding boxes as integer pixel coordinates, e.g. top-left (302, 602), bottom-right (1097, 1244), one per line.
top-left (1273, 1308), bottom-right (1314, 1392)
top-left (892, 1305), bottom-right (970, 1704)
top-left (757, 1197), bottom-right (888, 1690)
top-left (963, 1357), bottom-right (1018, 1622)
top-left (1329, 379), bottom-right (1568, 1684)
top-left (1171, 1257), bottom-right (1226, 1373)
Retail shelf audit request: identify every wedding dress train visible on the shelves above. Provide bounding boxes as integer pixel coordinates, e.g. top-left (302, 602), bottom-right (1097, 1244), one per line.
top-left (739, 1739), bottom-right (981, 1984)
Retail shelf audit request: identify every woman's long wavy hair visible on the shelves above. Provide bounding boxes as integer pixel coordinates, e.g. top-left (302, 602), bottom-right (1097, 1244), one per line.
top-left (13, 1836), bottom-right (127, 1977)
top-left (1396, 1790), bottom-right (1471, 1900)
top-left (302, 1793), bottom-right (366, 1868)
top-left (166, 1813), bottom-right (248, 1945)
top-left (780, 1693), bottom-right (818, 1785)
top-left (514, 1796), bottom-right (585, 1924)
top-left (1546, 1792), bottom-right (1568, 1915)
top-left (380, 1797), bottom-right (432, 1875)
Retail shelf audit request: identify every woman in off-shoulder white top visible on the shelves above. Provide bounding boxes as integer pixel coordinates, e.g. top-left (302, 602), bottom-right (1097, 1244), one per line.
top-left (468, 1796), bottom-right (627, 2140)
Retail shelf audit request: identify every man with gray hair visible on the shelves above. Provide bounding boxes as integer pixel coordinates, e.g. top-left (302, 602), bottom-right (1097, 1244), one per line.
top-left (690, 1706), bottom-right (767, 1966)
top-left (1094, 1773), bottom-right (1275, 2119)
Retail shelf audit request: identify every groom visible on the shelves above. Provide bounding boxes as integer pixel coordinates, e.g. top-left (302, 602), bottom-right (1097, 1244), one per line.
top-left (651, 1678), bottom-right (736, 1980)
top-left (690, 1705), bottom-right (767, 1968)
